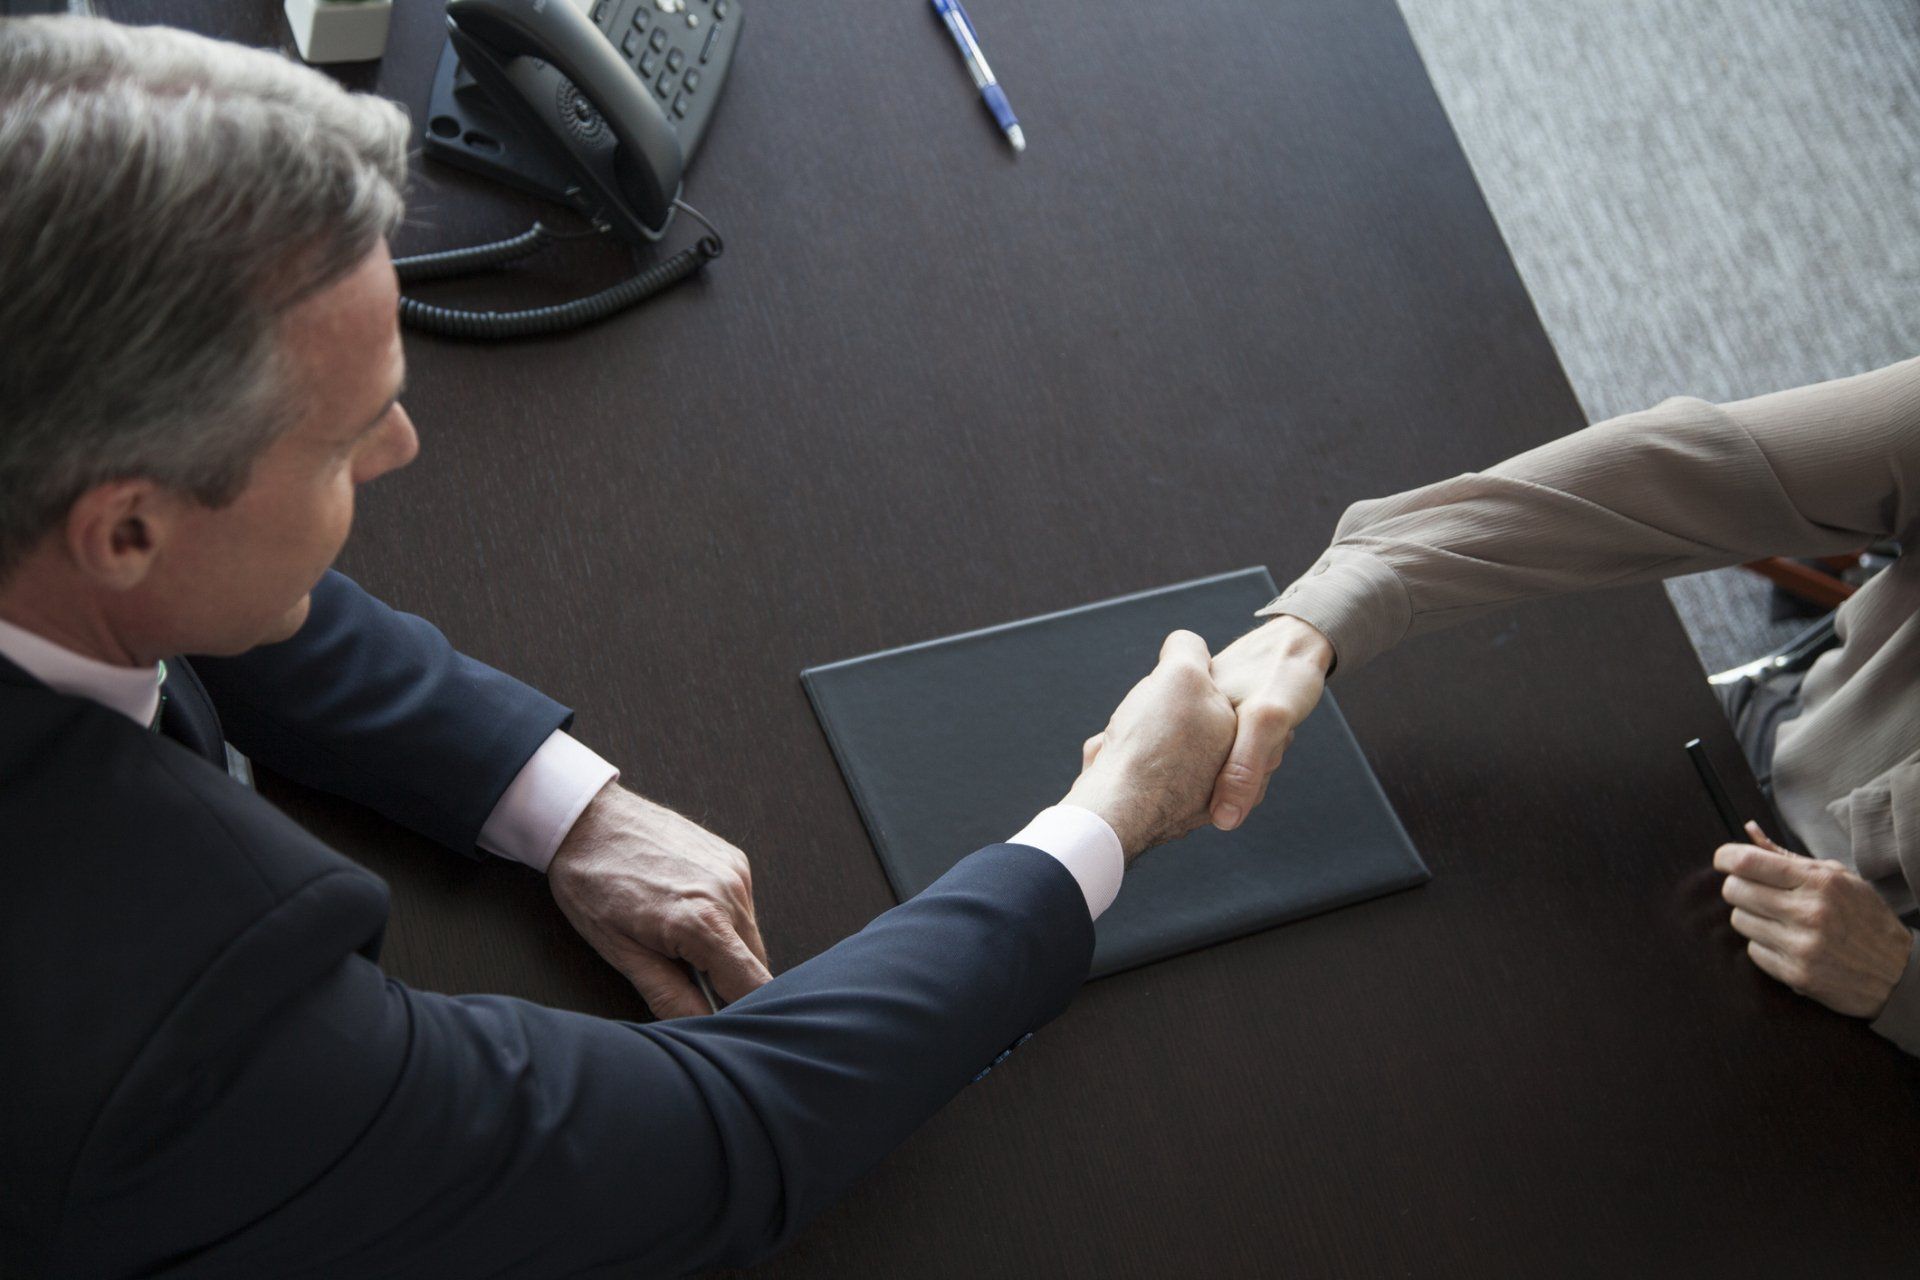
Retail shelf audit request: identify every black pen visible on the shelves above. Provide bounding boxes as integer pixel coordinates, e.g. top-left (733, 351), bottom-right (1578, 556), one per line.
top-left (1684, 737), bottom-right (1806, 858)
top-left (1684, 738), bottom-right (1748, 843)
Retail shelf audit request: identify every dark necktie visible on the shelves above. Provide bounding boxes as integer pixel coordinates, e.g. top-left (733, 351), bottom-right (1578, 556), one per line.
top-left (152, 658), bottom-right (232, 771)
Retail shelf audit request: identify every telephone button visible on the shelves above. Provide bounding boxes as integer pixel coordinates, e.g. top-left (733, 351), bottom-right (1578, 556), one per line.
top-left (648, 26), bottom-right (670, 51)
top-left (714, 0), bottom-right (728, 18)
top-left (621, 28), bottom-right (643, 57)
top-left (666, 48), bottom-right (685, 73)
top-left (655, 69), bottom-right (675, 97)
top-left (592, 0), bottom-right (612, 23)
top-left (630, 8), bottom-right (647, 28)
top-left (671, 93), bottom-right (690, 120)
top-left (699, 24), bottom-right (720, 62)
top-left (682, 69), bottom-right (701, 92)
top-left (639, 49), bottom-right (659, 75)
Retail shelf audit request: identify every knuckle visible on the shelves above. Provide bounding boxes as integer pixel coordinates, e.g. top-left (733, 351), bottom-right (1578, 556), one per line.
top-left (670, 901), bottom-right (728, 949)
top-left (1217, 759), bottom-right (1262, 791)
top-left (1166, 628), bottom-right (1204, 654)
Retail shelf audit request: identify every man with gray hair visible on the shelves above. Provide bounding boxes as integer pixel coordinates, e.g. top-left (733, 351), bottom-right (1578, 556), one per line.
top-left (0, 15), bottom-right (1239, 1276)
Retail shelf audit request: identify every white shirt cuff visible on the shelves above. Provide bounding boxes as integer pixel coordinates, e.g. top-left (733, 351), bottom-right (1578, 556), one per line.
top-left (1007, 804), bottom-right (1125, 921)
top-left (477, 730), bottom-right (619, 873)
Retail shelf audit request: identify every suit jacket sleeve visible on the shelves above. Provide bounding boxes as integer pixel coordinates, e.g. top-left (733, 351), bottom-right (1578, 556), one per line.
top-left (54, 842), bottom-right (1093, 1279)
top-left (1260, 355), bottom-right (1920, 672)
top-left (188, 570), bottom-right (571, 856)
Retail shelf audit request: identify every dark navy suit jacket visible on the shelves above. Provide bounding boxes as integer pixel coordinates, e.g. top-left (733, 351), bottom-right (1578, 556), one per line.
top-left (0, 572), bottom-right (1094, 1277)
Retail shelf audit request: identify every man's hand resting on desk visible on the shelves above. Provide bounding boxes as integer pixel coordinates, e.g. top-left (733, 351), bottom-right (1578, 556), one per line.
top-left (549, 782), bottom-right (772, 1018)
top-left (1716, 823), bottom-right (1914, 1019)
top-left (1069, 630), bottom-right (1238, 860)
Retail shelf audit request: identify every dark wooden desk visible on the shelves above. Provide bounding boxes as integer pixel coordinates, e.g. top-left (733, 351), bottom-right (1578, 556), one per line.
top-left (128, 0), bottom-right (1920, 1273)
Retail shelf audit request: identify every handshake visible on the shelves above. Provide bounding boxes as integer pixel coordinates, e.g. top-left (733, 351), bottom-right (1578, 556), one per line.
top-left (1067, 615), bottom-right (1336, 861)
top-left (552, 613), bottom-right (1338, 1017)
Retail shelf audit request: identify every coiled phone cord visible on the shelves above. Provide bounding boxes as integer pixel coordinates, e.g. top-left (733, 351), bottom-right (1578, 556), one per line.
top-left (394, 202), bottom-right (724, 341)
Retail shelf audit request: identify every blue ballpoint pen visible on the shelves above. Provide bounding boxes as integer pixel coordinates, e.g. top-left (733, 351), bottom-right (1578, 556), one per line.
top-left (929, 0), bottom-right (1024, 153)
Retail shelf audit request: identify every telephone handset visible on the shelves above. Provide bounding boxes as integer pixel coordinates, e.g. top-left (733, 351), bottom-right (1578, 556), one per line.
top-left (442, 0), bottom-right (684, 240)
top-left (403, 0), bottom-right (744, 339)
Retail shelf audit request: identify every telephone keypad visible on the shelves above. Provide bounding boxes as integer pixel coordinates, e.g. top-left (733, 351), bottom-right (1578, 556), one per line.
top-left (590, 0), bottom-right (741, 155)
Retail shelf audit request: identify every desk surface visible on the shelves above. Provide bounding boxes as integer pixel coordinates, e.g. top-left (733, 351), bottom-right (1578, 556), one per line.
top-left (127, 0), bottom-right (1920, 1273)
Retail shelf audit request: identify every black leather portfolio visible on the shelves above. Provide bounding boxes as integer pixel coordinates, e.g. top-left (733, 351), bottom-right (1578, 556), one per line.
top-left (801, 568), bottom-right (1430, 977)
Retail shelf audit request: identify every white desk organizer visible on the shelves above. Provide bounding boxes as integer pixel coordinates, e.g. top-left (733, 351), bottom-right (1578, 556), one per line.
top-left (285, 0), bottom-right (393, 64)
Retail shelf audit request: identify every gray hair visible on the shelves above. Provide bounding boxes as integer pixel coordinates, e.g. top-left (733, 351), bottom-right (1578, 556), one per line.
top-left (0, 16), bottom-right (410, 578)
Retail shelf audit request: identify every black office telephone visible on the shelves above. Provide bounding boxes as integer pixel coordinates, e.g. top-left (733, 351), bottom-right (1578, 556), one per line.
top-left (397, 0), bottom-right (743, 340)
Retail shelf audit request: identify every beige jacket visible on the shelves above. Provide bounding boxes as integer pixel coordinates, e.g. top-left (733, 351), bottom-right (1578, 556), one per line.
top-left (1263, 356), bottom-right (1920, 1055)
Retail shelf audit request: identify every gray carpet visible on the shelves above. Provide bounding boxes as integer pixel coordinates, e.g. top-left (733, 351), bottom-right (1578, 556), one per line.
top-left (1396, 0), bottom-right (1920, 672)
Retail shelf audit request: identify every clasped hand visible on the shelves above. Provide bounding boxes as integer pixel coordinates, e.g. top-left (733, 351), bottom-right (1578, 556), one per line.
top-left (549, 783), bottom-right (772, 1019)
top-left (1068, 630), bottom-right (1239, 860)
top-left (1082, 615), bottom-right (1335, 836)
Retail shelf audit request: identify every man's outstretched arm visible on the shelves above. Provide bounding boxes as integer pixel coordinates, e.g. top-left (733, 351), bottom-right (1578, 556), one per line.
top-left (55, 842), bottom-right (1092, 1278)
top-left (60, 632), bottom-right (1235, 1277)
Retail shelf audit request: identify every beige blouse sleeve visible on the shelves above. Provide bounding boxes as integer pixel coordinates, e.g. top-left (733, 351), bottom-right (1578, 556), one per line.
top-left (1261, 356), bottom-right (1920, 672)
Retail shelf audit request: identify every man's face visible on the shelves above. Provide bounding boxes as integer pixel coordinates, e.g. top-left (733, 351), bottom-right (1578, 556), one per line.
top-left (144, 240), bottom-right (417, 655)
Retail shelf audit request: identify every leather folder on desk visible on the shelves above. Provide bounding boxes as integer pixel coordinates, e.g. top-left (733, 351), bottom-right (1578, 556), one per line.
top-left (802, 568), bottom-right (1429, 977)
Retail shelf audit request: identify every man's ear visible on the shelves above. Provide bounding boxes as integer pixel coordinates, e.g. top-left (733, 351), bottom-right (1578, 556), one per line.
top-left (62, 478), bottom-right (181, 591)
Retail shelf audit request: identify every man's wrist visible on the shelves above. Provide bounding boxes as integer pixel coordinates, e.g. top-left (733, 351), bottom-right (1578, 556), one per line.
top-left (553, 780), bottom-right (693, 872)
top-left (1061, 773), bottom-right (1150, 862)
